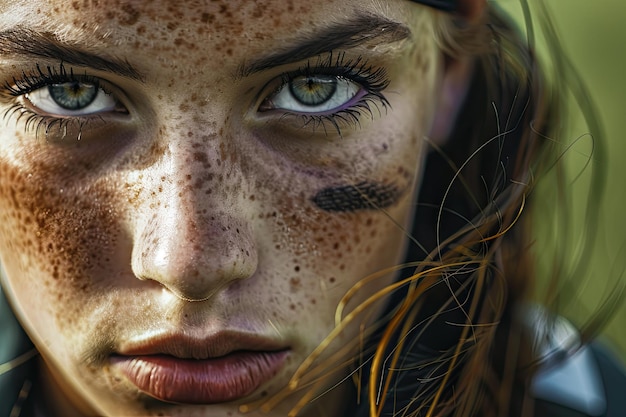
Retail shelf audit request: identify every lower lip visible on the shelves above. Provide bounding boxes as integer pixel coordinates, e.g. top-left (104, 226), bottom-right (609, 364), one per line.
top-left (110, 350), bottom-right (289, 404)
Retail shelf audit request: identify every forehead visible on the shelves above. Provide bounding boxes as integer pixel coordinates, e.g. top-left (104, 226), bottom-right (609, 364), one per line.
top-left (0, 0), bottom-right (425, 83)
top-left (0, 0), bottom-right (415, 44)
top-left (0, 0), bottom-right (424, 83)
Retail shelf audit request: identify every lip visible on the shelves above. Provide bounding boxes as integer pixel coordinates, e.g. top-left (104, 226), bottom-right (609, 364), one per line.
top-left (111, 331), bottom-right (290, 404)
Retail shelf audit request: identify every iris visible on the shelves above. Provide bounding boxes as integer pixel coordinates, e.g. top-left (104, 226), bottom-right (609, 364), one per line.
top-left (48, 82), bottom-right (98, 110)
top-left (289, 75), bottom-right (337, 106)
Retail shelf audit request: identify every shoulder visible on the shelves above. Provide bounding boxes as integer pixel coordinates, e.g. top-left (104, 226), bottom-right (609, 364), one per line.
top-left (0, 285), bottom-right (37, 417)
top-left (524, 307), bottom-right (626, 417)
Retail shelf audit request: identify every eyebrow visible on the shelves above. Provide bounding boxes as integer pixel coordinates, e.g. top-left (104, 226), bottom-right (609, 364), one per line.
top-left (238, 13), bottom-right (411, 77)
top-left (0, 27), bottom-right (143, 81)
top-left (0, 14), bottom-right (409, 82)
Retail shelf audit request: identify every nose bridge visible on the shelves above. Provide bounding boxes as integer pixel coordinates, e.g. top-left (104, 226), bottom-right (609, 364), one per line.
top-left (130, 123), bottom-right (257, 301)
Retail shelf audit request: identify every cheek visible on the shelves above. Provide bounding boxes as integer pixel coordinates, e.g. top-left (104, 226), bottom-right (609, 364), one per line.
top-left (0, 150), bottom-right (124, 346)
top-left (241, 131), bottom-right (423, 339)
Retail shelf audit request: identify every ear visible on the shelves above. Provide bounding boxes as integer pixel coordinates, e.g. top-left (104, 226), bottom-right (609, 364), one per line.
top-left (427, 0), bottom-right (486, 145)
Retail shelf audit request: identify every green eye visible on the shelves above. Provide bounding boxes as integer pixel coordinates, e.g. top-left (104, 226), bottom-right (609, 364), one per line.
top-left (262, 75), bottom-right (361, 114)
top-left (25, 80), bottom-right (117, 117)
top-left (48, 82), bottom-right (98, 110)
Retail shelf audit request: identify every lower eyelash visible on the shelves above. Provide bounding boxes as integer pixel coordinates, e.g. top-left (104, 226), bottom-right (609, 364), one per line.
top-left (3, 102), bottom-right (97, 141)
top-left (279, 91), bottom-right (390, 137)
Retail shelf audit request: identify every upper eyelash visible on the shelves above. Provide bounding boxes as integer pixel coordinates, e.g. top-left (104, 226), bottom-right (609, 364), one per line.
top-left (280, 52), bottom-right (390, 94)
top-left (3, 62), bottom-right (101, 97)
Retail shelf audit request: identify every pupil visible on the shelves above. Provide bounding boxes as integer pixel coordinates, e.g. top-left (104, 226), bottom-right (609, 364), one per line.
top-left (290, 75), bottom-right (337, 106)
top-left (48, 82), bottom-right (98, 110)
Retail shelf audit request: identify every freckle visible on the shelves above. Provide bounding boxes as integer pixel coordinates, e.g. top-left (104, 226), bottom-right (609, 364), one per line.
top-left (119, 3), bottom-right (140, 26)
top-left (136, 25), bottom-right (146, 35)
top-left (294, 265), bottom-right (300, 272)
top-left (329, 277), bottom-right (336, 283)
top-left (310, 299), bottom-right (316, 305)
top-left (289, 304), bottom-right (296, 310)
top-left (201, 12), bottom-right (214, 23)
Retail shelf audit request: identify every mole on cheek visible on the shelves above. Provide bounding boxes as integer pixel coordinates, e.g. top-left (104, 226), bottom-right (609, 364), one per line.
top-left (311, 181), bottom-right (403, 212)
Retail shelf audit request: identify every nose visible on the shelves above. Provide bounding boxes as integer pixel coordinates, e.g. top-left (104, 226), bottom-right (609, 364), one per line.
top-left (130, 136), bottom-right (258, 302)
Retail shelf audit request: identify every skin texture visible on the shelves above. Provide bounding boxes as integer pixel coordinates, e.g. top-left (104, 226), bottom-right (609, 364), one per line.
top-left (0, 0), bottom-right (452, 415)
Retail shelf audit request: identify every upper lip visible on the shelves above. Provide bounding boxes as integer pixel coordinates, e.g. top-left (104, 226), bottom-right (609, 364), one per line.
top-left (116, 329), bottom-right (288, 359)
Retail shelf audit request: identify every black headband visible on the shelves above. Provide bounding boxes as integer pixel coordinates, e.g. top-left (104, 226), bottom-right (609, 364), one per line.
top-left (410, 0), bottom-right (457, 12)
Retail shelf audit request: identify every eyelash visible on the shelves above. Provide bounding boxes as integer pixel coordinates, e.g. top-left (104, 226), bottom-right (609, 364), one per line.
top-left (0, 53), bottom-right (391, 140)
top-left (265, 53), bottom-right (391, 135)
top-left (2, 63), bottom-right (113, 138)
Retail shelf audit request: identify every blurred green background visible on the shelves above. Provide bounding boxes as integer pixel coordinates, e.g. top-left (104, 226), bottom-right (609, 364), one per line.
top-left (499, 0), bottom-right (626, 356)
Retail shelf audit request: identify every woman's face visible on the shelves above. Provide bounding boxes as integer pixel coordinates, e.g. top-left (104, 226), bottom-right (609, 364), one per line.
top-left (0, 0), bottom-right (442, 415)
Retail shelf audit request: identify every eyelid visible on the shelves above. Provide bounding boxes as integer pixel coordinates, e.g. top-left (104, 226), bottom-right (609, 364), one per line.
top-left (250, 53), bottom-right (391, 136)
top-left (0, 63), bottom-right (137, 141)
top-left (2, 62), bottom-right (135, 103)
top-left (6, 64), bottom-right (130, 107)
top-left (253, 53), bottom-right (390, 108)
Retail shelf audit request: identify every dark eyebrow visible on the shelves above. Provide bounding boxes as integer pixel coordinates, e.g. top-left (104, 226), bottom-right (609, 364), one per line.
top-left (238, 13), bottom-right (411, 77)
top-left (0, 27), bottom-right (143, 81)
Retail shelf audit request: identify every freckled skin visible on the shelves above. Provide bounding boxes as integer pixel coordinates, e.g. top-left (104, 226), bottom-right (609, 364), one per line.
top-left (0, 1), bottom-right (443, 416)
